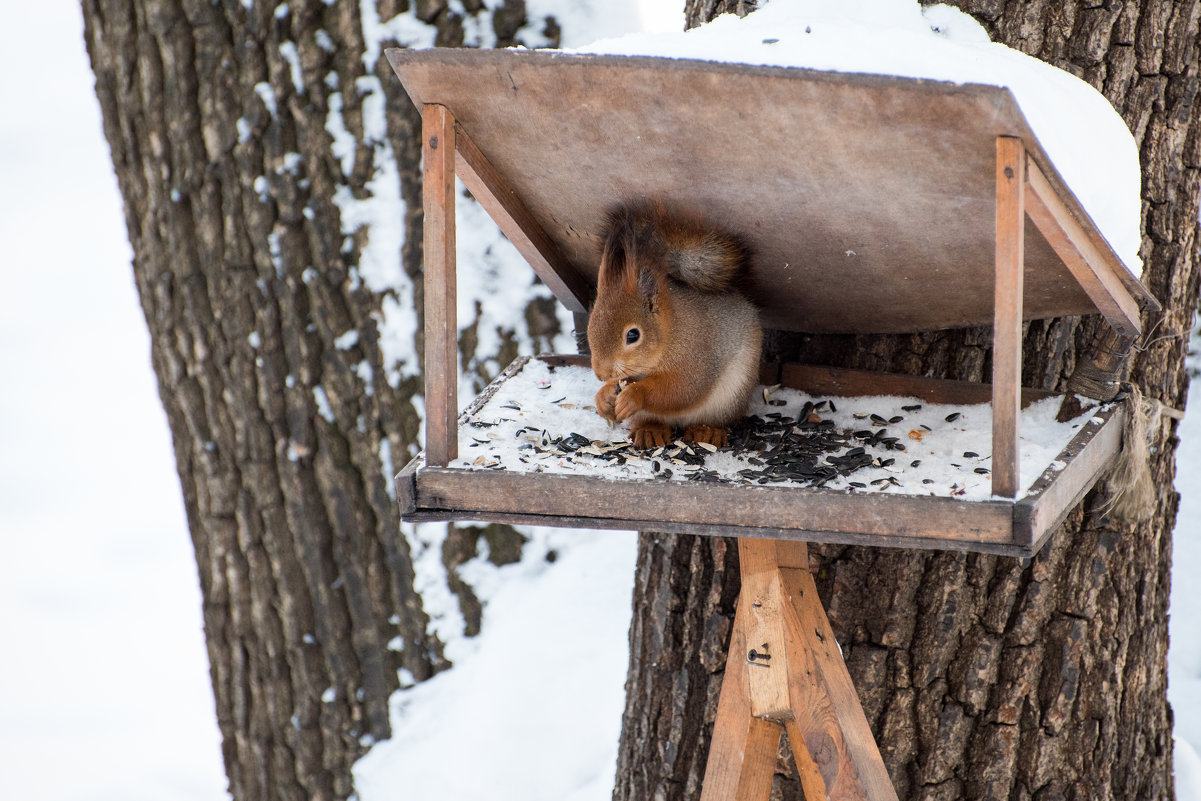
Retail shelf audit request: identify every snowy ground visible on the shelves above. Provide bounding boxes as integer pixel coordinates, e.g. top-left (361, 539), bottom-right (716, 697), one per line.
top-left (2, 2), bottom-right (1198, 801)
top-left (0, 5), bottom-right (228, 800)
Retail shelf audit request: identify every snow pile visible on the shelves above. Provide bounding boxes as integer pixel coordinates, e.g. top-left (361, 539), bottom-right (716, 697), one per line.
top-left (353, 527), bottom-right (637, 801)
top-left (569, 0), bottom-right (1143, 275)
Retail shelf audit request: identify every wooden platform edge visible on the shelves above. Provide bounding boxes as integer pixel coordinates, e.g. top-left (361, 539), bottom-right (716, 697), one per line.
top-left (411, 465), bottom-right (1018, 549)
top-left (1013, 402), bottom-right (1126, 553)
top-left (400, 505), bottom-right (1036, 557)
top-left (390, 354), bottom-right (1139, 556)
top-left (396, 454), bottom-right (420, 517)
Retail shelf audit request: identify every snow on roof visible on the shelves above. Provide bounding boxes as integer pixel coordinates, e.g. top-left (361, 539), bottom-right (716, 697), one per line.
top-left (568, 0), bottom-right (1143, 276)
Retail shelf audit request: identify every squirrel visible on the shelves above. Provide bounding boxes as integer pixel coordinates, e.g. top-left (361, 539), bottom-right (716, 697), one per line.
top-left (586, 201), bottom-right (763, 449)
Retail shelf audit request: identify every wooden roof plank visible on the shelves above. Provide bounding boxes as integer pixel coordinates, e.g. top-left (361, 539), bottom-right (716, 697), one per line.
top-left (386, 48), bottom-right (1157, 335)
top-left (1025, 157), bottom-right (1145, 337)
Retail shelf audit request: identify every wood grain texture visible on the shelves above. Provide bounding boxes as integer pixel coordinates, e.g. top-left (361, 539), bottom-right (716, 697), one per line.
top-left (992, 137), bottom-right (1025, 498)
top-left (699, 597), bottom-right (782, 801)
top-left (422, 104), bottom-right (458, 466)
top-left (779, 565), bottom-right (898, 800)
top-left (738, 540), bottom-right (793, 721)
top-left (703, 539), bottom-right (897, 801)
top-left (1015, 404), bottom-right (1125, 551)
top-left (402, 507), bottom-right (1041, 557)
top-left (616, 2), bottom-right (1195, 799)
top-left (385, 48), bottom-right (1156, 334)
top-left (414, 467), bottom-right (1016, 545)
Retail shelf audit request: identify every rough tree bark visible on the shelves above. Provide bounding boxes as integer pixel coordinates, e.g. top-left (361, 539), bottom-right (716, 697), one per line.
top-left (615, 2), bottom-right (1201, 800)
top-left (82, 1), bottom-right (563, 799)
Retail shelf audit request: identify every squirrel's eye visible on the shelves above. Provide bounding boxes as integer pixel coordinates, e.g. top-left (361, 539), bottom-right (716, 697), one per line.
top-left (625, 328), bottom-right (640, 345)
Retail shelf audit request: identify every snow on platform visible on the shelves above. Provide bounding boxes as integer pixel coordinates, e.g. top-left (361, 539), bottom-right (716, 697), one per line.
top-left (449, 358), bottom-right (1098, 502)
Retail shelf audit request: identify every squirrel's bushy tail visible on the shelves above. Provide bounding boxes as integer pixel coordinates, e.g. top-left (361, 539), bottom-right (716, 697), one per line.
top-left (603, 201), bottom-right (750, 293)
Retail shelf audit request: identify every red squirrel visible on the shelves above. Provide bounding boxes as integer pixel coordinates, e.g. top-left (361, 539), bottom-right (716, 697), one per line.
top-left (587, 202), bottom-right (763, 449)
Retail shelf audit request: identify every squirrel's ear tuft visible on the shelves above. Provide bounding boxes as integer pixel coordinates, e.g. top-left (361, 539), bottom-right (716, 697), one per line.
top-left (598, 202), bottom-right (654, 292)
top-left (638, 266), bottom-right (659, 313)
top-left (597, 229), bottom-right (636, 292)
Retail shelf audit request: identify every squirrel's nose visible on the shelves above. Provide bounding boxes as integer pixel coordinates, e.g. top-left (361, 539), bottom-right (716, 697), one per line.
top-left (590, 353), bottom-right (609, 380)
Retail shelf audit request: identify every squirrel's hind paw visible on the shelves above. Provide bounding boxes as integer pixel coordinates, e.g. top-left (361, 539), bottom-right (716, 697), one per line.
top-left (684, 424), bottom-right (728, 448)
top-left (631, 422), bottom-right (672, 449)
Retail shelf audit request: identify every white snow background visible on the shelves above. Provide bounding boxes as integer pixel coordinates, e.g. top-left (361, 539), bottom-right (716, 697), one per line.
top-left (1, 1), bottom-right (1198, 800)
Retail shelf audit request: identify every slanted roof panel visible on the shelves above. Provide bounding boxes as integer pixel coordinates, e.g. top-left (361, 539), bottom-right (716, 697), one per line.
top-left (387, 48), bottom-right (1153, 334)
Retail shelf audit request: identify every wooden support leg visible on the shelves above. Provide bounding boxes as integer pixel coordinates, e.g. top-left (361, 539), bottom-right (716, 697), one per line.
top-left (700, 600), bottom-right (783, 801)
top-left (992, 136), bottom-right (1025, 498)
top-left (701, 540), bottom-right (898, 801)
top-left (422, 103), bottom-right (458, 466)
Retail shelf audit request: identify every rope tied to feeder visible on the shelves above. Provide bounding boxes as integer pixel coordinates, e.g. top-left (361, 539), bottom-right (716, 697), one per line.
top-left (1063, 319), bottom-right (1182, 525)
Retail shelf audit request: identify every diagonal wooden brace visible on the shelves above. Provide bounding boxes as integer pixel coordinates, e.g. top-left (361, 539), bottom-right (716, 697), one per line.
top-left (700, 540), bottom-right (898, 801)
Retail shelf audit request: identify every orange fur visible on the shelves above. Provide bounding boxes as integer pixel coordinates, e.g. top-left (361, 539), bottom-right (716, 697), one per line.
top-left (587, 202), bottom-right (762, 448)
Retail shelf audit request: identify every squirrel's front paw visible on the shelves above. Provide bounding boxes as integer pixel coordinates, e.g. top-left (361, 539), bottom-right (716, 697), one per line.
top-left (594, 381), bottom-right (621, 423)
top-left (613, 382), bottom-right (646, 422)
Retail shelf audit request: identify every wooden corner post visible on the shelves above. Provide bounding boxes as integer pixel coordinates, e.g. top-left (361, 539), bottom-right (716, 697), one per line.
top-left (993, 136), bottom-right (1025, 498)
top-left (423, 103), bottom-right (458, 467)
top-left (701, 539), bottom-right (899, 801)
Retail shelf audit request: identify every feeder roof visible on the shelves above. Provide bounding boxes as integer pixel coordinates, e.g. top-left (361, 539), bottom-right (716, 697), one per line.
top-left (386, 48), bottom-right (1157, 335)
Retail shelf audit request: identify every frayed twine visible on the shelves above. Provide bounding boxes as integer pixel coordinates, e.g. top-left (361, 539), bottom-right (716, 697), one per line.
top-left (1098, 385), bottom-right (1182, 524)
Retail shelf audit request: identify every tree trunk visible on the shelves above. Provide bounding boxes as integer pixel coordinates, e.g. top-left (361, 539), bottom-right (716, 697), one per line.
top-left (615, 2), bottom-right (1200, 799)
top-left (82, 1), bottom-right (564, 799)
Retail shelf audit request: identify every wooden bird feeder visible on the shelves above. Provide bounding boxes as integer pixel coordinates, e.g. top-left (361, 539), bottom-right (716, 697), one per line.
top-left (386, 49), bottom-right (1158, 801)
